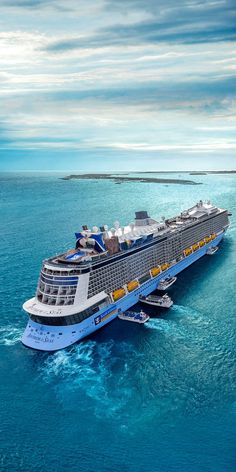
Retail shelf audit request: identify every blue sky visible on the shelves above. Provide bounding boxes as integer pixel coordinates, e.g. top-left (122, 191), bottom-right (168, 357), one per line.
top-left (0, 0), bottom-right (236, 171)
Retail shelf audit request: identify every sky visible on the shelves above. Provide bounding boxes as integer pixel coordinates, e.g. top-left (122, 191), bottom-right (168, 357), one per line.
top-left (0, 0), bottom-right (236, 172)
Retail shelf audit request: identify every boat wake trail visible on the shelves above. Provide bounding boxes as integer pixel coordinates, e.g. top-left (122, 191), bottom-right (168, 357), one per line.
top-left (39, 339), bottom-right (143, 421)
top-left (38, 304), bottom-right (235, 426)
top-left (145, 304), bottom-right (208, 339)
top-left (0, 326), bottom-right (22, 346)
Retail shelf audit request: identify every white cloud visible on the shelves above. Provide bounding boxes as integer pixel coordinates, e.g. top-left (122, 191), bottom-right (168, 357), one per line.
top-left (105, 142), bottom-right (236, 152)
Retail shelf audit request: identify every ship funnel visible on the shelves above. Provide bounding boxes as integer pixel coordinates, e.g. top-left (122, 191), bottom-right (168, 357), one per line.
top-left (135, 210), bottom-right (151, 226)
top-left (135, 211), bottom-right (150, 220)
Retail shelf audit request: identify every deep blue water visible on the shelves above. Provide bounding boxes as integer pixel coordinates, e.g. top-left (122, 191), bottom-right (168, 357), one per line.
top-left (0, 172), bottom-right (235, 472)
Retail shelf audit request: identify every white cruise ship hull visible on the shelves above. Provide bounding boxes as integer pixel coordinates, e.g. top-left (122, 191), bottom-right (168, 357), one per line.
top-left (22, 233), bottom-right (224, 351)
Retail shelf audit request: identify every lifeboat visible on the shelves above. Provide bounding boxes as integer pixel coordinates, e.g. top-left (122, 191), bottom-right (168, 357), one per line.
top-left (112, 288), bottom-right (126, 301)
top-left (192, 243), bottom-right (199, 251)
top-left (205, 236), bottom-right (211, 243)
top-left (199, 240), bottom-right (205, 247)
top-left (211, 233), bottom-right (216, 240)
top-left (184, 248), bottom-right (192, 257)
top-left (150, 267), bottom-right (161, 277)
top-left (161, 263), bottom-right (169, 271)
top-left (127, 280), bottom-right (139, 292)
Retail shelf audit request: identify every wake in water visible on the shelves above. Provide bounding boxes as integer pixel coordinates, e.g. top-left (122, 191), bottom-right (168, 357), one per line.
top-left (145, 304), bottom-right (209, 339)
top-left (39, 338), bottom-right (147, 422)
top-left (0, 325), bottom-right (22, 346)
top-left (37, 301), bottom-right (235, 427)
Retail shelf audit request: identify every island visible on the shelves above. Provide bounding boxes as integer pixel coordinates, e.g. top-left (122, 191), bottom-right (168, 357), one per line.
top-left (61, 173), bottom-right (201, 185)
top-left (189, 172), bottom-right (207, 175)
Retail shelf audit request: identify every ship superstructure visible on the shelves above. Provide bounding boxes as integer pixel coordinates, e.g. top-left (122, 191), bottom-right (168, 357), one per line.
top-left (22, 200), bottom-right (230, 351)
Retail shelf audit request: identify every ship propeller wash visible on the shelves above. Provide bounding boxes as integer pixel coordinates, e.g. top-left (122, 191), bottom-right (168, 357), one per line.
top-left (22, 201), bottom-right (230, 351)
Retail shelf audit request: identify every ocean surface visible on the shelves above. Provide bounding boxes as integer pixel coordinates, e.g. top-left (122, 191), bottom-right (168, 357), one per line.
top-left (0, 172), bottom-right (235, 472)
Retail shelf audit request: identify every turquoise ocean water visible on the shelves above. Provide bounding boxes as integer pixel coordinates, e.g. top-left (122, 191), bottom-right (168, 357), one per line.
top-left (0, 172), bottom-right (235, 471)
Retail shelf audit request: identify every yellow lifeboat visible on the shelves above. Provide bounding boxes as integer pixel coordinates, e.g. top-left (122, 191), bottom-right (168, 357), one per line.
top-left (150, 267), bottom-right (161, 277)
top-left (199, 240), bottom-right (205, 247)
top-left (192, 243), bottom-right (199, 252)
top-left (205, 236), bottom-right (211, 243)
top-left (161, 263), bottom-right (169, 271)
top-left (127, 280), bottom-right (139, 292)
top-left (184, 247), bottom-right (192, 257)
top-left (160, 263), bottom-right (168, 271)
top-left (112, 288), bottom-right (126, 301)
top-left (211, 233), bottom-right (216, 240)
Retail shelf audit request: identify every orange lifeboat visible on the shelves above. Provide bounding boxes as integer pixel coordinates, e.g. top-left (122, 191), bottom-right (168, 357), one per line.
top-left (150, 267), bottom-right (161, 277)
top-left (112, 288), bottom-right (126, 301)
top-left (127, 280), bottom-right (139, 292)
top-left (184, 247), bottom-right (192, 257)
top-left (161, 263), bottom-right (169, 271)
top-left (192, 243), bottom-right (199, 252)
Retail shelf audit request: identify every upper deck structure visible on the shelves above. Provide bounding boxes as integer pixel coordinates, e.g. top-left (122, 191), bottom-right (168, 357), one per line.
top-left (48, 200), bottom-right (227, 270)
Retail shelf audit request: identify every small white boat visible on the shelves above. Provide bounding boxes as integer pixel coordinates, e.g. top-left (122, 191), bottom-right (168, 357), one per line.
top-left (118, 310), bottom-right (149, 324)
top-left (207, 246), bottom-right (218, 255)
top-left (139, 293), bottom-right (173, 308)
top-left (157, 276), bottom-right (177, 290)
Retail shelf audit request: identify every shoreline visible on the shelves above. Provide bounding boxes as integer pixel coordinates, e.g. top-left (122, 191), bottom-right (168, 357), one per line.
top-left (61, 174), bottom-right (201, 185)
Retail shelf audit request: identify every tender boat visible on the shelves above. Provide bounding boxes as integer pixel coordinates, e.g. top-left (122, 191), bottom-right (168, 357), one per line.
top-left (157, 276), bottom-right (177, 290)
top-left (118, 310), bottom-right (149, 324)
top-left (139, 293), bottom-right (173, 308)
top-left (207, 246), bottom-right (218, 255)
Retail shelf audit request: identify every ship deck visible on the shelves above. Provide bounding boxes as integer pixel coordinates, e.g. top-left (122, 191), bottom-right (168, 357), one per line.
top-left (44, 207), bottom-right (226, 272)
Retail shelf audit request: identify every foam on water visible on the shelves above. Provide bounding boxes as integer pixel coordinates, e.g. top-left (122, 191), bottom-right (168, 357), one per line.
top-left (39, 339), bottom-right (140, 420)
top-left (38, 310), bottom-right (235, 427)
top-left (145, 304), bottom-right (208, 340)
top-left (35, 285), bottom-right (236, 427)
top-left (0, 325), bottom-right (22, 346)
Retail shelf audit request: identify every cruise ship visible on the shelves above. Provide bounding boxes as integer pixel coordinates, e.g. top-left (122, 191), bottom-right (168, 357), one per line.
top-left (22, 200), bottom-right (230, 351)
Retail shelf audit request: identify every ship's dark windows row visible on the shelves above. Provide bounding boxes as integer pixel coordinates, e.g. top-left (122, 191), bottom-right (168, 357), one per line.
top-left (42, 268), bottom-right (81, 276)
top-left (30, 297), bottom-right (110, 326)
top-left (36, 294), bottom-right (75, 305)
top-left (41, 274), bottom-right (78, 285)
top-left (42, 272), bottom-right (78, 279)
top-left (41, 274), bottom-right (78, 281)
top-left (38, 284), bottom-right (77, 295)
